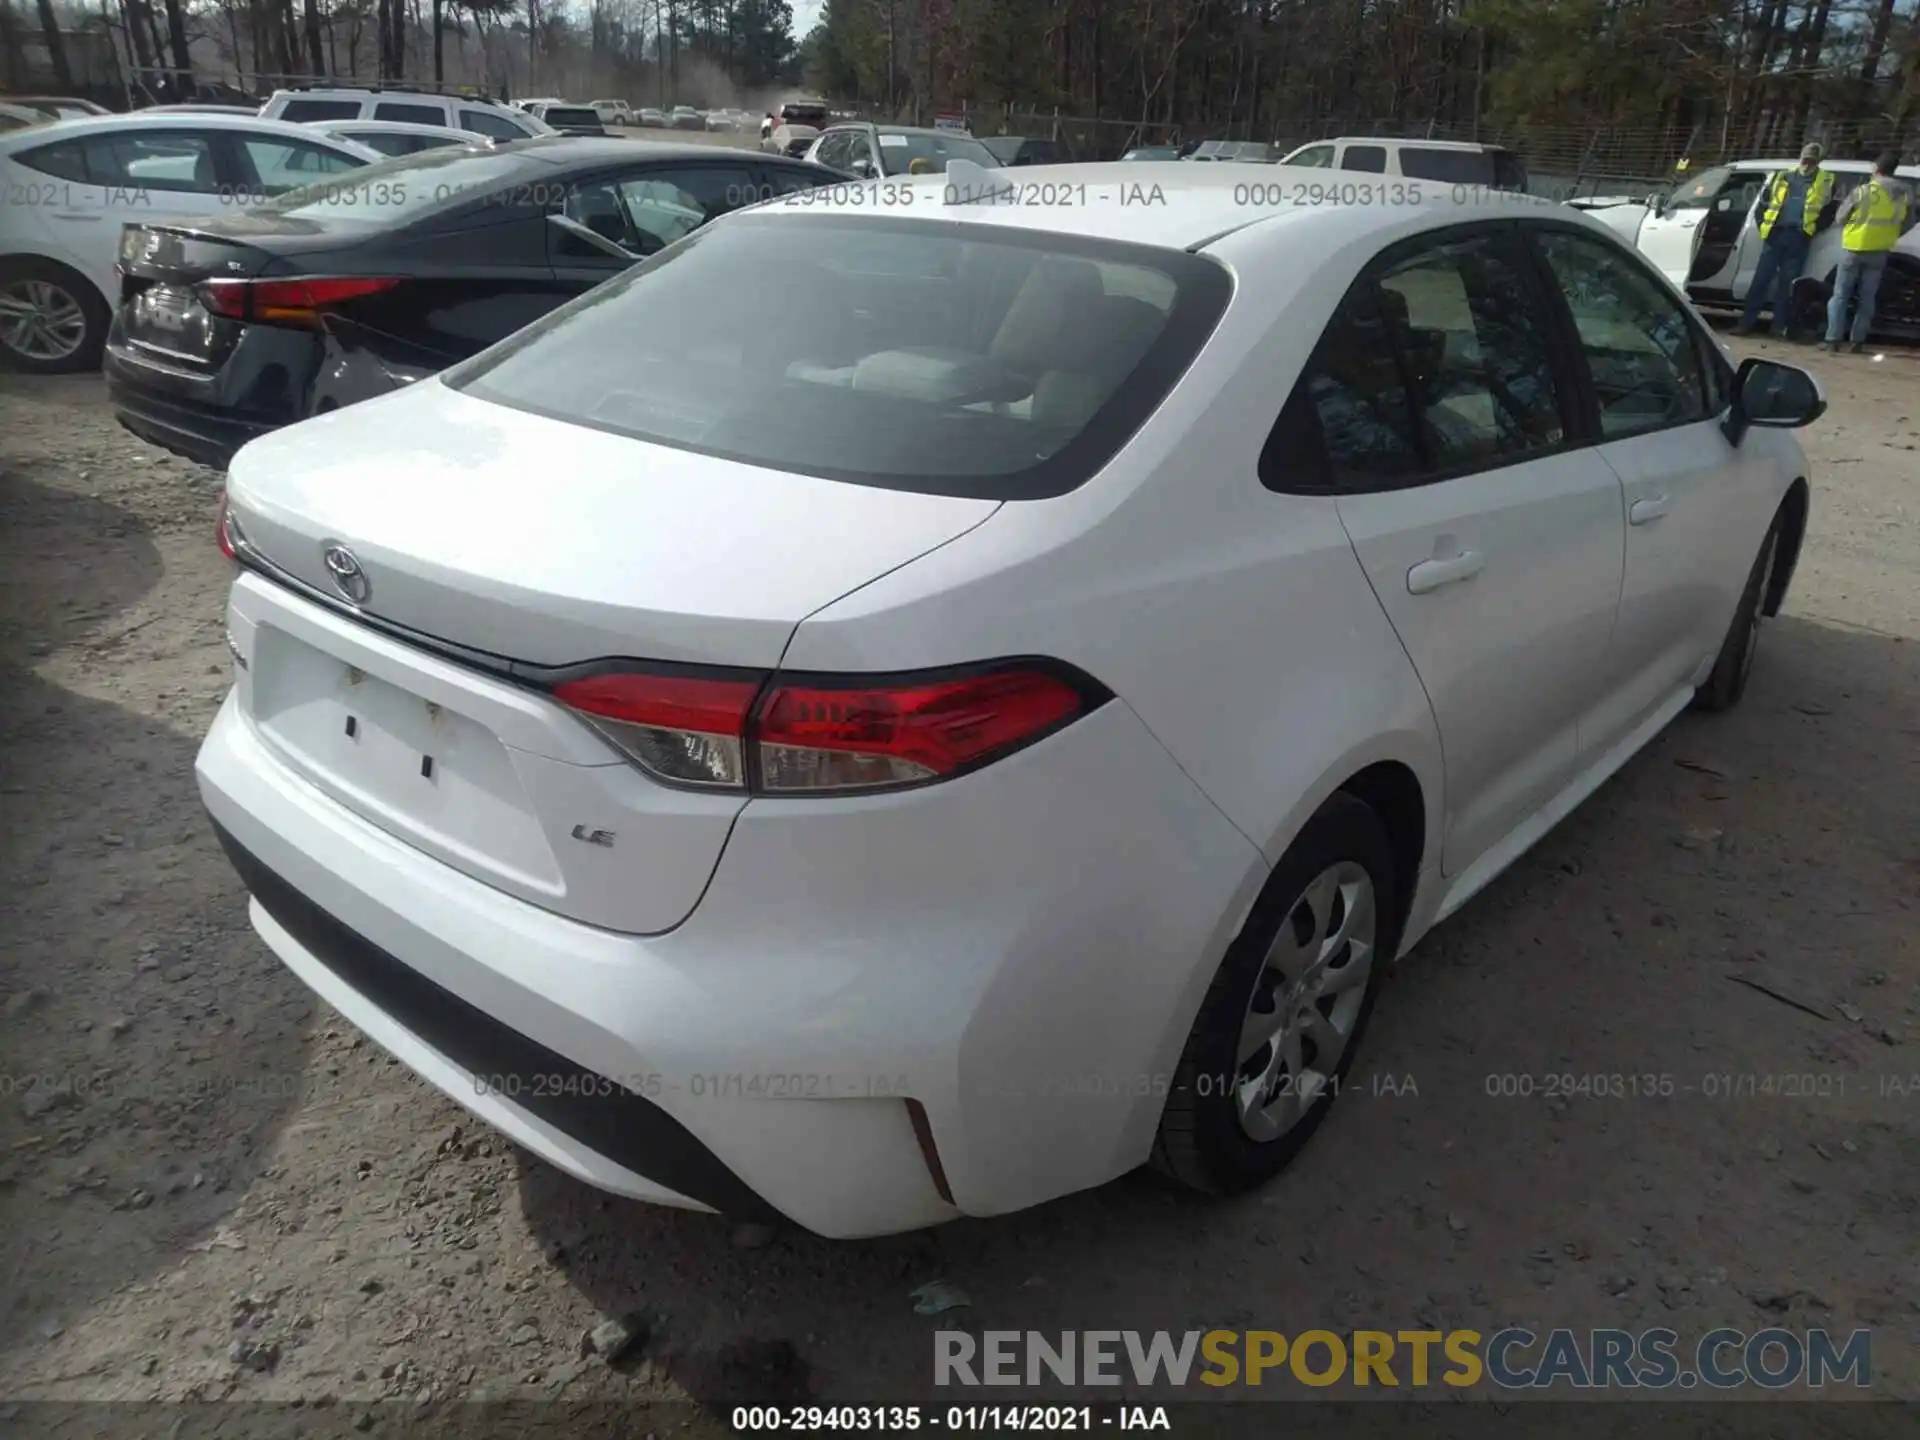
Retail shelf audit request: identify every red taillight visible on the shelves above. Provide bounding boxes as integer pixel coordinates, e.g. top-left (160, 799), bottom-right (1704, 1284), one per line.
top-left (197, 276), bottom-right (404, 328)
top-left (550, 662), bottom-right (1103, 794)
top-left (551, 671), bottom-right (762, 789)
top-left (755, 669), bottom-right (1089, 792)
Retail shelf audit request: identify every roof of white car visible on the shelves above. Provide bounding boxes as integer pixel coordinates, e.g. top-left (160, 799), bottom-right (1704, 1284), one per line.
top-left (318, 118), bottom-right (480, 140)
top-left (0, 109), bottom-right (375, 153)
top-left (756, 161), bottom-right (1564, 249)
top-left (1731, 156), bottom-right (1920, 175)
top-left (1312, 136), bottom-right (1514, 152)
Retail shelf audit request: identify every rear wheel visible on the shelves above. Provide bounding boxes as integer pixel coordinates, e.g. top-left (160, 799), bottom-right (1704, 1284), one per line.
top-left (0, 259), bottom-right (109, 373)
top-left (1153, 793), bottom-right (1399, 1194)
top-left (1694, 515), bottom-right (1782, 713)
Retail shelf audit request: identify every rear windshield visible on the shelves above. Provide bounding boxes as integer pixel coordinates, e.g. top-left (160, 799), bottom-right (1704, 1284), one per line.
top-left (1398, 146), bottom-right (1526, 189)
top-left (252, 146), bottom-right (540, 224)
top-left (875, 130), bottom-right (998, 176)
top-left (543, 107), bottom-right (602, 127)
top-left (279, 99), bottom-right (363, 122)
top-left (782, 104), bottom-right (829, 126)
top-left (449, 214), bottom-right (1232, 500)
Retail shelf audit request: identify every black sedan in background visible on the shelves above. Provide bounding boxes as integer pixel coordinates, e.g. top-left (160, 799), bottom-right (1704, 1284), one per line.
top-left (105, 139), bottom-right (842, 468)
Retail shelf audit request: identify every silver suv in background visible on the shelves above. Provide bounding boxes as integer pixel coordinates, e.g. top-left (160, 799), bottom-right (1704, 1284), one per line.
top-left (1279, 136), bottom-right (1529, 191)
top-left (260, 87), bottom-right (550, 144)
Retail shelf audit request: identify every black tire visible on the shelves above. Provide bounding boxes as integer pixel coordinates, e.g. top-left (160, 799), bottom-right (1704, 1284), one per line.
top-left (1152, 792), bottom-right (1401, 1194)
top-left (1694, 514), bottom-right (1782, 713)
top-left (0, 258), bottom-right (110, 374)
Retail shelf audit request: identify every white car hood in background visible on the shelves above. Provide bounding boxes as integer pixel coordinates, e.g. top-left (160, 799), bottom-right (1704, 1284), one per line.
top-left (224, 378), bottom-right (1001, 667)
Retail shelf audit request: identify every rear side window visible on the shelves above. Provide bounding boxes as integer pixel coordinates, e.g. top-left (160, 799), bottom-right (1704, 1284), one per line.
top-left (450, 215), bottom-right (1233, 500)
top-left (279, 99), bottom-right (363, 123)
top-left (1491, 150), bottom-right (1529, 192)
top-left (374, 102), bottom-right (444, 125)
top-left (12, 139), bottom-right (89, 181)
top-left (459, 108), bottom-right (529, 141)
top-left (1397, 148), bottom-right (1494, 185)
top-left (1343, 145), bottom-right (1386, 173)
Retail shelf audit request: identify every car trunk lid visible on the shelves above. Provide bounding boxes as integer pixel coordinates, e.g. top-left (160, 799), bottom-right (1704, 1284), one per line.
top-left (221, 378), bottom-right (1000, 933)
top-left (117, 215), bottom-right (367, 369)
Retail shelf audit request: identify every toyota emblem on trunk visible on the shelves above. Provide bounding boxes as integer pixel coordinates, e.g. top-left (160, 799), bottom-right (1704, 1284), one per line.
top-left (322, 544), bottom-right (371, 605)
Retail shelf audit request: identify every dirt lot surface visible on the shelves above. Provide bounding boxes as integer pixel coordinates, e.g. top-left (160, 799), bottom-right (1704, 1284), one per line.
top-left (1, 332), bottom-right (1917, 1421)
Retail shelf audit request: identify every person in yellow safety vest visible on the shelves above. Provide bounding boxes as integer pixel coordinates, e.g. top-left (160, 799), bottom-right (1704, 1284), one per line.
top-left (1735, 143), bottom-right (1835, 340)
top-left (1821, 151), bottom-right (1912, 353)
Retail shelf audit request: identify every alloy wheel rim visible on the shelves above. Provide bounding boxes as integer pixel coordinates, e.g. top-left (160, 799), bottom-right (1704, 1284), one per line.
top-left (1234, 861), bottom-right (1376, 1143)
top-left (0, 280), bottom-right (88, 361)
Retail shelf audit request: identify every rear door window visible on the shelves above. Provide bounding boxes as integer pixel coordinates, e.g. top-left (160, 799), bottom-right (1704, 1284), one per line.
top-left (279, 99), bottom-right (364, 123)
top-left (1342, 145), bottom-right (1387, 173)
top-left (374, 102), bottom-right (445, 126)
top-left (452, 216), bottom-right (1232, 499)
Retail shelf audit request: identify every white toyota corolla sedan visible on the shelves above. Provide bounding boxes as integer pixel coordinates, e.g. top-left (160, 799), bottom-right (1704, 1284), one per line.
top-left (197, 163), bottom-right (1822, 1237)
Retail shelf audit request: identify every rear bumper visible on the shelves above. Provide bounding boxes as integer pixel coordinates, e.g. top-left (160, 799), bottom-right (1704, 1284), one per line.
top-left (104, 319), bottom-right (319, 469)
top-left (197, 637), bottom-right (1265, 1235)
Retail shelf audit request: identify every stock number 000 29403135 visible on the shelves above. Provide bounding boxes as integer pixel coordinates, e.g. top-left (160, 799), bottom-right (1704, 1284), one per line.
top-left (733, 1406), bottom-right (1108, 1431)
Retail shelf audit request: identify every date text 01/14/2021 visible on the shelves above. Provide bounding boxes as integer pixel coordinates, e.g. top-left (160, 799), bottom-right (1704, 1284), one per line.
top-left (471, 1071), bottom-right (911, 1101)
top-left (731, 1405), bottom-right (1172, 1431)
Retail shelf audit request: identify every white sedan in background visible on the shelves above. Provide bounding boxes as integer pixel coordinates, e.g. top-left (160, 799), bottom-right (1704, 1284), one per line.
top-left (200, 164), bottom-right (1821, 1237)
top-left (0, 112), bottom-right (376, 370)
top-left (308, 118), bottom-right (492, 158)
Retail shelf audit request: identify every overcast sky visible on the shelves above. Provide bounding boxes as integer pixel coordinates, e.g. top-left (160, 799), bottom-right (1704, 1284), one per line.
top-left (793, 0), bottom-right (823, 41)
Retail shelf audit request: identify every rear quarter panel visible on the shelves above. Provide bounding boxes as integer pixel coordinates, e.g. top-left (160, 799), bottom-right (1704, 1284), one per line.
top-left (780, 224), bottom-right (1447, 1172)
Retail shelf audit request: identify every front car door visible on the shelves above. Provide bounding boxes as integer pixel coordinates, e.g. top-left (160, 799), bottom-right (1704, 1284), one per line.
top-left (1527, 224), bottom-right (1765, 750)
top-left (1637, 163), bottom-right (1733, 288)
top-left (1313, 226), bottom-right (1627, 876)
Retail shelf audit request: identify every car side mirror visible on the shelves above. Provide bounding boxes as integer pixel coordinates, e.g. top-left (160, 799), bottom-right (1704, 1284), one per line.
top-left (1722, 356), bottom-right (1825, 445)
top-left (847, 155), bottom-right (875, 178)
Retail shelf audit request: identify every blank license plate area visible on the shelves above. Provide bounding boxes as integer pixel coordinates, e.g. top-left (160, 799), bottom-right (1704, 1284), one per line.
top-left (248, 627), bottom-right (561, 886)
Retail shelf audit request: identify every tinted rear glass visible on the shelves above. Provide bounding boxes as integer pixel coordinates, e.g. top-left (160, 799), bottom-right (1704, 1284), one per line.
top-left (374, 102), bottom-right (444, 125)
top-left (1390, 146), bottom-right (1526, 189)
top-left (875, 130), bottom-right (999, 175)
top-left (449, 214), bottom-right (1233, 500)
top-left (544, 108), bottom-right (602, 127)
top-left (252, 146), bottom-right (541, 224)
top-left (280, 99), bottom-right (363, 122)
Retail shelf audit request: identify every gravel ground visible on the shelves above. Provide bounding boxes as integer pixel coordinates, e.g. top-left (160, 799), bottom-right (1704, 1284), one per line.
top-left (1, 334), bottom-right (1917, 1417)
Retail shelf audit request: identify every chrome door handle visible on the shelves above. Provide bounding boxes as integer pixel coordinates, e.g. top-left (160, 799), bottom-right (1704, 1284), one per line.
top-left (1629, 496), bottom-right (1671, 526)
top-left (1406, 550), bottom-right (1485, 595)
